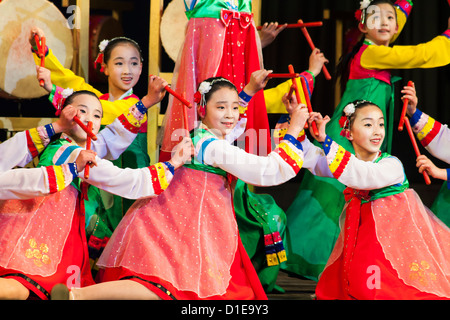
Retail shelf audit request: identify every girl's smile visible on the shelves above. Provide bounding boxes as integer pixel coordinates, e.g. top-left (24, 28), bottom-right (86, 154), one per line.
top-left (200, 87), bottom-right (240, 139)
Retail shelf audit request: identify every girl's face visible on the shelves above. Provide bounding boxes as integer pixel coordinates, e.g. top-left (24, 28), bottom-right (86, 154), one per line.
top-left (200, 87), bottom-right (240, 139)
top-left (103, 44), bottom-right (142, 97)
top-left (68, 94), bottom-right (103, 146)
top-left (360, 3), bottom-right (398, 46)
top-left (348, 105), bottom-right (385, 161)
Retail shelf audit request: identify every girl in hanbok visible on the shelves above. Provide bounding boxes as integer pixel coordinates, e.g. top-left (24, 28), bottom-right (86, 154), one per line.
top-left (0, 106), bottom-right (95, 200)
top-left (0, 84), bottom-right (189, 299)
top-left (308, 98), bottom-right (450, 299)
top-left (30, 28), bottom-right (163, 264)
top-left (63, 77), bottom-right (309, 300)
top-left (283, 0), bottom-right (450, 281)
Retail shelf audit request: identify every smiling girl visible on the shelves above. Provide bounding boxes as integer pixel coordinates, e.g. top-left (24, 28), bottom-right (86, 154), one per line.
top-left (30, 28), bottom-right (168, 270)
top-left (56, 77), bottom-right (309, 300)
top-left (308, 101), bottom-right (450, 300)
top-left (0, 88), bottom-right (190, 299)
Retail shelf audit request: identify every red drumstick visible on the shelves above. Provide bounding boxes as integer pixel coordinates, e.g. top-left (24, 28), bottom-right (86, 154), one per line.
top-left (300, 76), bottom-right (319, 136)
top-left (256, 21), bottom-right (323, 30)
top-left (84, 121), bottom-right (93, 179)
top-left (298, 19), bottom-right (331, 80)
top-left (149, 75), bottom-right (192, 108)
top-left (165, 85), bottom-right (192, 108)
top-left (267, 73), bottom-right (300, 79)
top-left (398, 80), bottom-right (414, 131)
top-left (403, 116), bottom-right (431, 185)
top-left (183, 103), bottom-right (189, 135)
top-left (73, 116), bottom-right (98, 141)
top-left (34, 34), bottom-right (46, 87)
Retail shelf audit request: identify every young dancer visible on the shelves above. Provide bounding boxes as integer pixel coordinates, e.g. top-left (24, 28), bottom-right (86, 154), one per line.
top-left (30, 27), bottom-right (159, 219)
top-left (0, 105), bottom-right (95, 199)
top-left (0, 87), bottom-right (192, 300)
top-left (284, 0), bottom-right (450, 281)
top-left (57, 77), bottom-right (308, 300)
top-left (31, 27), bottom-right (168, 271)
top-left (307, 100), bottom-right (450, 299)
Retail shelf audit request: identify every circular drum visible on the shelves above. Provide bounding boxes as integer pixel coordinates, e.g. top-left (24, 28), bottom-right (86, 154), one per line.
top-left (160, 0), bottom-right (188, 62)
top-left (0, 0), bottom-right (73, 99)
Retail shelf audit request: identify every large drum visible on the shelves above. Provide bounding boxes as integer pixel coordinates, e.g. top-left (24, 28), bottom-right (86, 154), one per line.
top-left (160, 0), bottom-right (188, 62)
top-left (0, 0), bottom-right (73, 99)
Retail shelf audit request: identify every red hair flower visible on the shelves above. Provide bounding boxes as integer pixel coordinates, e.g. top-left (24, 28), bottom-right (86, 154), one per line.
top-left (193, 91), bottom-right (202, 104)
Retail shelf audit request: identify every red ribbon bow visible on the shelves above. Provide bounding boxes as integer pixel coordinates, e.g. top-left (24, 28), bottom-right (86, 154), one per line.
top-left (343, 187), bottom-right (370, 203)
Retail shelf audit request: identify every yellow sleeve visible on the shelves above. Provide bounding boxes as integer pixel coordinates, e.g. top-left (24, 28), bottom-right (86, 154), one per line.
top-left (99, 97), bottom-right (142, 125)
top-left (361, 33), bottom-right (450, 70)
top-left (263, 78), bottom-right (309, 114)
top-left (390, 0), bottom-right (413, 43)
top-left (33, 48), bottom-right (102, 96)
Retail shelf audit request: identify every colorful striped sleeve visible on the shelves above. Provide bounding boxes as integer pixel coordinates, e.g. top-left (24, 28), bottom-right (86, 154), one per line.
top-left (321, 135), bottom-right (352, 179)
top-left (25, 124), bottom-right (55, 158)
top-left (274, 134), bottom-right (304, 174)
top-left (44, 163), bottom-right (78, 194)
top-left (410, 109), bottom-right (442, 147)
top-left (117, 101), bottom-right (147, 134)
top-left (147, 162), bottom-right (171, 195)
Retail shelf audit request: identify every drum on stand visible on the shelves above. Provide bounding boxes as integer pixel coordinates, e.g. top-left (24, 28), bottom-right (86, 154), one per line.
top-left (0, 0), bottom-right (73, 99)
top-left (160, 0), bottom-right (188, 63)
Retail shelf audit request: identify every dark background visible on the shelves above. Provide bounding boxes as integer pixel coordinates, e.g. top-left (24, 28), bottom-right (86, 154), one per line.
top-left (1, 0), bottom-right (449, 207)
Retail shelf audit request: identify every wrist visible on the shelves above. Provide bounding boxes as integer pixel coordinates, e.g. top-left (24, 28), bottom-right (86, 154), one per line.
top-left (164, 160), bottom-right (176, 174)
top-left (239, 89), bottom-right (254, 103)
top-left (141, 95), bottom-right (156, 109)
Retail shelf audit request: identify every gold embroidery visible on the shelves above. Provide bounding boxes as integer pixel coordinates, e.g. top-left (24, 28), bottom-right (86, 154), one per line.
top-left (409, 260), bottom-right (436, 287)
top-left (25, 238), bottom-right (51, 267)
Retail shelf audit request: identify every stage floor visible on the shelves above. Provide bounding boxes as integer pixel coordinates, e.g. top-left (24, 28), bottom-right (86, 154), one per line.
top-left (267, 271), bottom-right (317, 300)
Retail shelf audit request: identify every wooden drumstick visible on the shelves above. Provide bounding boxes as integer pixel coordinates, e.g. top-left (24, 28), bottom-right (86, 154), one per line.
top-left (34, 34), bottom-right (46, 87)
top-left (398, 81), bottom-right (414, 131)
top-left (403, 116), bottom-right (431, 185)
top-left (298, 19), bottom-right (332, 80)
top-left (257, 21), bottom-right (323, 30)
top-left (84, 121), bottom-right (93, 179)
top-left (288, 64), bottom-right (308, 129)
top-left (73, 116), bottom-right (98, 141)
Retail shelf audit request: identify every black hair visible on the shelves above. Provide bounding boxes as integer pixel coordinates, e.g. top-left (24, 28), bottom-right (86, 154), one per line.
top-left (345, 99), bottom-right (381, 129)
top-left (336, 0), bottom-right (397, 90)
top-left (62, 90), bottom-right (101, 109)
top-left (102, 37), bottom-right (144, 64)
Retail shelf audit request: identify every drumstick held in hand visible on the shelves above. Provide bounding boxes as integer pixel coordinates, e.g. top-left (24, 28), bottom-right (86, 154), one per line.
top-left (403, 116), bottom-right (431, 185)
top-left (300, 76), bottom-right (319, 136)
top-left (298, 19), bottom-right (331, 80)
top-left (73, 116), bottom-right (98, 141)
top-left (398, 80), bottom-right (414, 131)
top-left (34, 34), bottom-right (46, 87)
top-left (84, 121), bottom-right (93, 179)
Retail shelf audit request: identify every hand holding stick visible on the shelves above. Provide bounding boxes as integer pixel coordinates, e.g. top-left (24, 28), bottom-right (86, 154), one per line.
top-left (403, 116), bottom-right (431, 185)
top-left (298, 19), bottom-right (331, 80)
top-left (300, 76), bottom-right (319, 136)
top-left (34, 34), bottom-right (46, 87)
top-left (398, 80), bottom-right (414, 131)
top-left (73, 116), bottom-right (98, 141)
top-left (84, 121), bottom-right (93, 179)
top-left (288, 64), bottom-right (308, 129)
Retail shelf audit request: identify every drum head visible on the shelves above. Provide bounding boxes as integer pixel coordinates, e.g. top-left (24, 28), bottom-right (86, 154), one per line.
top-left (160, 0), bottom-right (188, 62)
top-left (0, 0), bottom-right (73, 99)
